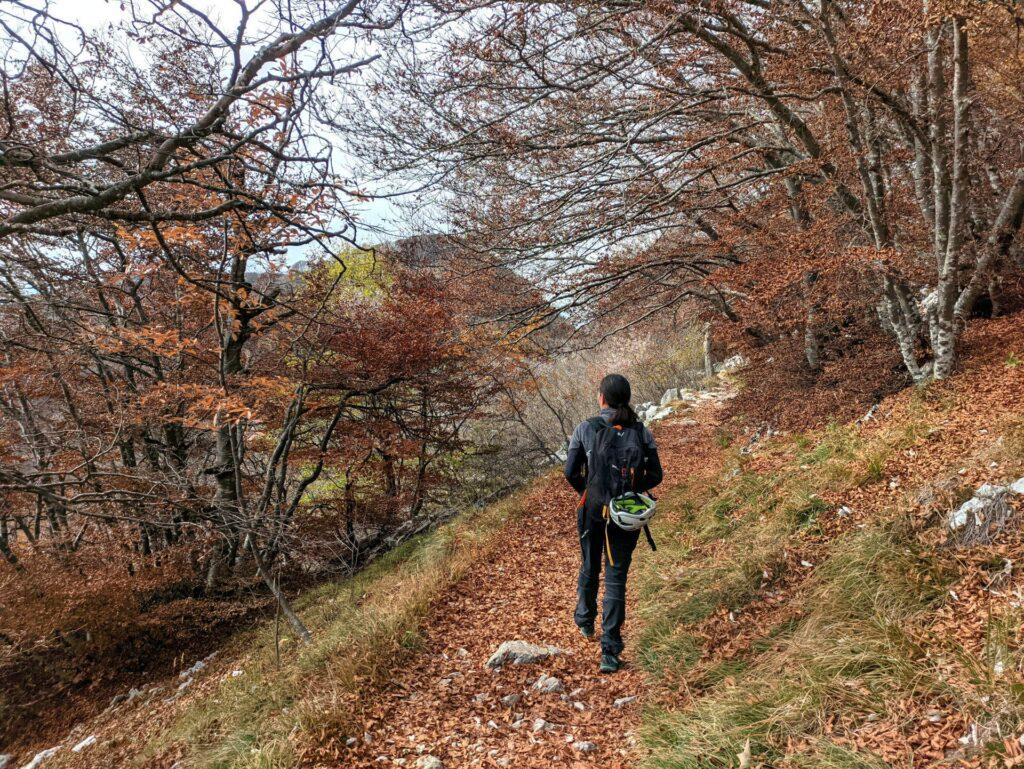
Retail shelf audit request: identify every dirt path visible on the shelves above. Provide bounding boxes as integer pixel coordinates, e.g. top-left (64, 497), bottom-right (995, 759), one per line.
top-left (334, 475), bottom-right (644, 768)
top-left (329, 397), bottom-right (731, 769)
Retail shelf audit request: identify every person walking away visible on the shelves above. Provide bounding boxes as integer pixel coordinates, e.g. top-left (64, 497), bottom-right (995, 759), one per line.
top-left (563, 373), bottom-right (663, 673)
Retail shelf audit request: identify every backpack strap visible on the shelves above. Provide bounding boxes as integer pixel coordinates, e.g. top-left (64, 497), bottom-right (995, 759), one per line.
top-left (643, 524), bottom-right (657, 552)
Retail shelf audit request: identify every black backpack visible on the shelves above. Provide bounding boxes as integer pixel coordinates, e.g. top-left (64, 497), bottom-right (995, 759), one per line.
top-left (585, 417), bottom-right (645, 512)
top-left (584, 417), bottom-right (657, 553)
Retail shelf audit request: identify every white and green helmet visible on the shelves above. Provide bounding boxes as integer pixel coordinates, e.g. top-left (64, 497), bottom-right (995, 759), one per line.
top-left (608, 492), bottom-right (657, 531)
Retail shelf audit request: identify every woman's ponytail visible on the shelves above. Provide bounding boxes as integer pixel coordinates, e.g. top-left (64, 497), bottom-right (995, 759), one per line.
top-left (599, 373), bottom-right (638, 426)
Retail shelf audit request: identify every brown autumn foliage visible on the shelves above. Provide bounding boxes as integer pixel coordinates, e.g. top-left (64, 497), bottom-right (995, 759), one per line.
top-left (5, 0), bottom-right (1024, 759)
top-left (0, 1), bottom-right (543, 746)
top-left (359, 0), bottom-right (1024, 392)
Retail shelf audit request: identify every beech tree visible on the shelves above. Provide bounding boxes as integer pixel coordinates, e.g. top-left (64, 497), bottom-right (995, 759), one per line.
top-left (0, 0), bottom-right (513, 648)
top-left (358, 0), bottom-right (1024, 380)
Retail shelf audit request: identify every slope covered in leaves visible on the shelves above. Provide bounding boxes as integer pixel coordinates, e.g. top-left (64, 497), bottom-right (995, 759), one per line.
top-left (12, 380), bottom-right (730, 769)
top-left (638, 311), bottom-right (1024, 768)
top-left (10, 311), bottom-right (1024, 769)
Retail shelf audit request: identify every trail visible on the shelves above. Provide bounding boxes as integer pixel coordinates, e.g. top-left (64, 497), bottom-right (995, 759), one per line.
top-left (334, 474), bottom-right (645, 768)
top-left (324, 395), bottom-right (732, 769)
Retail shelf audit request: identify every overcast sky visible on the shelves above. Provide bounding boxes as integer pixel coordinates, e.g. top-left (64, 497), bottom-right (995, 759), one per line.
top-left (48, 0), bottom-right (412, 244)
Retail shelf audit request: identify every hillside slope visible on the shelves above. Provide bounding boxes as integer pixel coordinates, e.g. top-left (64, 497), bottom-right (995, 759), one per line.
top-left (638, 312), bottom-right (1024, 768)
top-left (9, 381), bottom-right (731, 769)
top-left (8, 311), bottom-right (1024, 769)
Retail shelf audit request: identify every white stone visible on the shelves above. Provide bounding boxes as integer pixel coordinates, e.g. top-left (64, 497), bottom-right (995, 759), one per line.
top-left (415, 756), bottom-right (443, 769)
top-left (715, 354), bottom-right (748, 373)
top-left (71, 736), bottom-right (97, 753)
top-left (646, 406), bottom-right (673, 423)
top-left (531, 718), bottom-right (553, 733)
top-left (500, 693), bottom-right (520, 707)
top-left (485, 641), bottom-right (566, 669)
top-left (179, 659), bottom-right (206, 678)
top-left (659, 389), bottom-right (679, 407)
top-left (1009, 477), bottom-right (1024, 495)
top-left (949, 497), bottom-right (986, 529)
top-left (19, 748), bottom-right (60, 769)
top-left (0, 755), bottom-right (11, 769)
top-left (613, 695), bottom-right (638, 708)
top-left (975, 483), bottom-right (1007, 499)
top-left (573, 741), bottom-right (598, 753)
top-left (532, 674), bottom-right (564, 694)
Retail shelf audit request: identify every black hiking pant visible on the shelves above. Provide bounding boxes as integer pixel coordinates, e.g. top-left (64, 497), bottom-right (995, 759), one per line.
top-left (574, 504), bottom-right (641, 656)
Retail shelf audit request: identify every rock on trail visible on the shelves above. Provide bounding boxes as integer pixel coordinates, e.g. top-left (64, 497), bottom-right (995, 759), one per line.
top-left (485, 641), bottom-right (566, 669)
top-left (531, 674), bottom-right (564, 693)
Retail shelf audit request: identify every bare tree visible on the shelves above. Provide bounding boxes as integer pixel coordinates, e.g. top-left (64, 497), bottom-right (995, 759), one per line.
top-left (356, 0), bottom-right (1024, 380)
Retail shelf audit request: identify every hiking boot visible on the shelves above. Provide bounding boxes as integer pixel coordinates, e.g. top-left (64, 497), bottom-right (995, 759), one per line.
top-left (578, 624), bottom-right (595, 641)
top-left (599, 653), bottom-right (621, 674)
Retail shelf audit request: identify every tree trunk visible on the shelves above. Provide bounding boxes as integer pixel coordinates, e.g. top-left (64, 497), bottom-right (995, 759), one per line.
top-left (248, 538), bottom-right (311, 644)
top-left (932, 17), bottom-right (970, 381)
top-left (702, 323), bottom-right (714, 377)
top-left (801, 273), bottom-right (822, 374)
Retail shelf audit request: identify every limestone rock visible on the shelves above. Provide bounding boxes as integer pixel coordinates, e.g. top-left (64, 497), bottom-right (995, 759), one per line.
top-left (71, 736), bottom-right (97, 753)
top-left (532, 674), bottom-right (564, 694)
top-left (485, 641), bottom-right (565, 669)
top-left (19, 747), bottom-right (60, 769)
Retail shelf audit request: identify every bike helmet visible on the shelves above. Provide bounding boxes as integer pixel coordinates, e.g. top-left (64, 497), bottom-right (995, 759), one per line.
top-left (608, 492), bottom-right (657, 531)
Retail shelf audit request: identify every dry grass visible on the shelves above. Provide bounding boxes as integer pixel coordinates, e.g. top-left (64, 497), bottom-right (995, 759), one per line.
top-left (635, 412), bottom-right (961, 768)
top-left (121, 484), bottom-right (528, 769)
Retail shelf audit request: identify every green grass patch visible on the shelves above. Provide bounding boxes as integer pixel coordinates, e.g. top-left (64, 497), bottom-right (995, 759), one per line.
top-left (642, 527), bottom-right (946, 769)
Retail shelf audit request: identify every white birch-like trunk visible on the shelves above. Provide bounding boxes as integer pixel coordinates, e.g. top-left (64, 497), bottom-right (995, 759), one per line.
top-left (932, 17), bottom-right (970, 380)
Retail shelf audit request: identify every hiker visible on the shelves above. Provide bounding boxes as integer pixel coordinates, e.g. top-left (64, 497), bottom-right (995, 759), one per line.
top-left (564, 373), bottom-right (663, 673)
